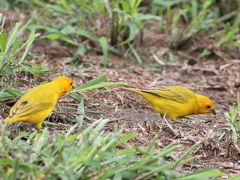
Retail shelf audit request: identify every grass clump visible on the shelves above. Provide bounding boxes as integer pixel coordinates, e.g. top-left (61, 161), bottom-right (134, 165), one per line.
top-left (152, 0), bottom-right (240, 49)
top-left (0, 20), bottom-right (40, 77)
top-left (224, 93), bottom-right (240, 153)
top-left (0, 119), bottom-right (224, 179)
top-left (19, 0), bottom-right (162, 65)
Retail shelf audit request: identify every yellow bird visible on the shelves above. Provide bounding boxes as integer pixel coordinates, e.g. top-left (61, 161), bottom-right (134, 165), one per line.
top-left (123, 86), bottom-right (215, 120)
top-left (4, 76), bottom-right (73, 130)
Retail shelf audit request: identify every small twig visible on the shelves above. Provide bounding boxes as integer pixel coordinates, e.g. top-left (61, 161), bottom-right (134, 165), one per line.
top-left (154, 121), bottom-right (162, 132)
top-left (152, 54), bottom-right (165, 65)
top-left (219, 60), bottom-right (240, 70)
top-left (138, 124), bottom-right (148, 135)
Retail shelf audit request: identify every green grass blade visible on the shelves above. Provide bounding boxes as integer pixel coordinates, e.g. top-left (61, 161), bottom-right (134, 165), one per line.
top-left (76, 75), bottom-right (107, 90)
top-left (75, 99), bottom-right (85, 126)
top-left (73, 81), bottom-right (127, 93)
top-left (129, 43), bottom-right (142, 65)
top-left (179, 168), bottom-right (224, 179)
top-left (172, 141), bottom-right (201, 168)
top-left (98, 36), bottom-right (109, 66)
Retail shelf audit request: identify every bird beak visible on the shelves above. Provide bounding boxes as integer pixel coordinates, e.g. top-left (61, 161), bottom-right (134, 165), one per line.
top-left (211, 109), bottom-right (216, 115)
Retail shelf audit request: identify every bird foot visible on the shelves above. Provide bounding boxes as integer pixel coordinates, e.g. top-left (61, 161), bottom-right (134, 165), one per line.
top-left (148, 114), bottom-right (182, 137)
top-left (162, 114), bottom-right (179, 136)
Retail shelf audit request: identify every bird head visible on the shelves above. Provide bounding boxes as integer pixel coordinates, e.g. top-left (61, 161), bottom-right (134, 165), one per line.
top-left (53, 76), bottom-right (73, 95)
top-left (195, 94), bottom-right (215, 115)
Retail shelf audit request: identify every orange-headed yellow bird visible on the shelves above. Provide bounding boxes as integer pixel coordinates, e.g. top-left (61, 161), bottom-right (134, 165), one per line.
top-left (124, 86), bottom-right (215, 120)
top-left (4, 76), bottom-right (73, 130)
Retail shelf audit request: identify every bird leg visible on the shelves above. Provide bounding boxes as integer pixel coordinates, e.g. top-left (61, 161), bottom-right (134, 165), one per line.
top-left (154, 121), bottom-right (163, 133)
top-left (162, 113), bottom-right (178, 136)
top-left (35, 122), bottom-right (43, 131)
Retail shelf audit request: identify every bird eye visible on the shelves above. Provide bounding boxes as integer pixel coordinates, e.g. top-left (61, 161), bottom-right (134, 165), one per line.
top-left (206, 105), bottom-right (211, 109)
top-left (70, 82), bottom-right (73, 86)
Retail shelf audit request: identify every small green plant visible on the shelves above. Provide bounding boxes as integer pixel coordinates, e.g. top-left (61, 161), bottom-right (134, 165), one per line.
top-left (25, 0), bottom-right (161, 65)
top-left (224, 93), bottom-right (240, 153)
top-left (109, 1), bottom-right (161, 44)
top-left (0, 119), bottom-right (224, 179)
top-left (149, 0), bottom-right (240, 49)
top-left (0, 20), bottom-right (40, 76)
top-left (216, 0), bottom-right (240, 48)
top-left (0, 87), bottom-right (22, 101)
top-left (0, 20), bottom-right (49, 102)
top-left (217, 14), bottom-right (240, 47)
top-left (168, 0), bottom-right (218, 46)
top-left (110, 0), bottom-right (147, 64)
top-left (27, 0), bottom-right (118, 65)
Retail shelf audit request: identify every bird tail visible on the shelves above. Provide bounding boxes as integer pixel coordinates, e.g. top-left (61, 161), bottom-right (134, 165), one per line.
top-left (121, 87), bottom-right (160, 109)
top-left (121, 87), bottom-right (147, 97)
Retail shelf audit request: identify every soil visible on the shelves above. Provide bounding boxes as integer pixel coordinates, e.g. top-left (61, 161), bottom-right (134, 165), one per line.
top-left (1, 9), bottom-right (240, 176)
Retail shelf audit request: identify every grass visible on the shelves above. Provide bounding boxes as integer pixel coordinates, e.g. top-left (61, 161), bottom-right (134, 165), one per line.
top-left (7, 0), bottom-right (239, 65)
top-left (10, 0), bottom-right (238, 67)
top-left (0, 21), bottom-right (40, 77)
top-left (16, 0), bottom-right (162, 65)
top-left (0, 119), bottom-right (224, 179)
top-left (151, 0), bottom-right (240, 49)
top-left (168, 0), bottom-right (216, 46)
top-left (224, 93), bottom-right (240, 153)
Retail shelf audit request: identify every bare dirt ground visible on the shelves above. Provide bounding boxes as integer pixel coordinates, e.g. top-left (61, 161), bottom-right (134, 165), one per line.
top-left (2, 10), bottom-right (240, 176)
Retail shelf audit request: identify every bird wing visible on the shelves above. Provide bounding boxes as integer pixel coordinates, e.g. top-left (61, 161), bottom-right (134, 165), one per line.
top-left (142, 86), bottom-right (196, 103)
top-left (8, 87), bottom-right (56, 119)
top-left (8, 98), bottom-right (54, 119)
